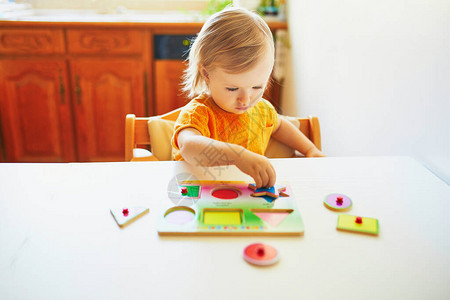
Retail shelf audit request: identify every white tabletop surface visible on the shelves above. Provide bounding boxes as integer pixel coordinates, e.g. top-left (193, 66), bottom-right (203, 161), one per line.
top-left (1, 157), bottom-right (449, 300)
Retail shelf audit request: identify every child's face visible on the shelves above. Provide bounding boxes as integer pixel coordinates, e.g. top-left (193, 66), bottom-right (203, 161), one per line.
top-left (205, 54), bottom-right (273, 114)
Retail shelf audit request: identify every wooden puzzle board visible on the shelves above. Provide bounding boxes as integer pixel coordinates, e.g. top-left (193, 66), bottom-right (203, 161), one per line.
top-left (157, 181), bottom-right (304, 236)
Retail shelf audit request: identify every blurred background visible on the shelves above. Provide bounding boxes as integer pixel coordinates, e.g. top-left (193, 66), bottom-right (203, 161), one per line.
top-left (1, 0), bottom-right (449, 184)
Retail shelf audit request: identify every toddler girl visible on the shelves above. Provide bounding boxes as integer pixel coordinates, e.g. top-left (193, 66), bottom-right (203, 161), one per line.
top-left (172, 7), bottom-right (324, 188)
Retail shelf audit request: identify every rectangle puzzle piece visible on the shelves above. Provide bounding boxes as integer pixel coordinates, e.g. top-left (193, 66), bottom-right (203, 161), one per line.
top-left (337, 214), bottom-right (379, 235)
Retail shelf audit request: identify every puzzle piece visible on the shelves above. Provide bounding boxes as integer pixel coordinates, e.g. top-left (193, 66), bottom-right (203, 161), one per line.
top-left (179, 185), bottom-right (201, 198)
top-left (243, 243), bottom-right (279, 266)
top-left (248, 184), bottom-right (289, 202)
top-left (111, 206), bottom-right (149, 227)
top-left (337, 214), bottom-right (379, 235)
top-left (324, 193), bottom-right (352, 211)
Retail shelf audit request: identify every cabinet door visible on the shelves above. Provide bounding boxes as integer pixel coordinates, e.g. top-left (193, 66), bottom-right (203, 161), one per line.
top-left (0, 59), bottom-right (76, 162)
top-left (154, 60), bottom-right (188, 115)
top-left (70, 59), bottom-right (146, 162)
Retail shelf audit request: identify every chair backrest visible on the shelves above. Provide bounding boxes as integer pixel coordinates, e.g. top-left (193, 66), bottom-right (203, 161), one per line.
top-left (125, 108), bottom-right (182, 161)
top-left (125, 109), bottom-right (321, 161)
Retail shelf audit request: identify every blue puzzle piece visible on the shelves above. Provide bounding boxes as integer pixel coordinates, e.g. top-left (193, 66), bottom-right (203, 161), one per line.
top-left (248, 184), bottom-right (278, 203)
top-left (255, 186), bottom-right (276, 195)
top-left (260, 195), bottom-right (276, 203)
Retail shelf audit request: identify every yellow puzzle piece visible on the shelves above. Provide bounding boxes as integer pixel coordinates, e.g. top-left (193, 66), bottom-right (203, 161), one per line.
top-left (337, 214), bottom-right (379, 235)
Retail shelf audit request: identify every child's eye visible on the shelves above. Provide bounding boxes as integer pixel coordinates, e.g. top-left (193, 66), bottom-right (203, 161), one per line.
top-left (226, 87), bottom-right (238, 92)
top-left (252, 86), bottom-right (263, 90)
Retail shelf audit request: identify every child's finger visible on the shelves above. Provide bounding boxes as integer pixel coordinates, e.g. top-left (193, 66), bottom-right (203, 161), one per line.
top-left (264, 172), bottom-right (275, 188)
top-left (252, 173), bottom-right (262, 189)
top-left (261, 161), bottom-right (276, 188)
top-left (259, 170), bottom-right (270, 189)
top-left (267, 167), bottom-right (276, 188)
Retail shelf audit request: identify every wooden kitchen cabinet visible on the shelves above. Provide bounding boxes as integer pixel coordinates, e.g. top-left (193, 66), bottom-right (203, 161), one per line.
top-left (67, 29), bottom-right (148, 161)
top-left (154, 60), bottom-right (189, 115)
top-left (0, 59), bottom-right (76, 162)
top-left (0, 21), bottom-right (286, 162)
top-left (0, 28), bottom-right (65, 54)
top-left (0, 27), bottom-right (149, 162)
top-left (70, 58), bottom-right (146, 161)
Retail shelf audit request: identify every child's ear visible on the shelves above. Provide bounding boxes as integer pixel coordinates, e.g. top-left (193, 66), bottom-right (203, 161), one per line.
top-left (199, 65), bottom-right (209, 83)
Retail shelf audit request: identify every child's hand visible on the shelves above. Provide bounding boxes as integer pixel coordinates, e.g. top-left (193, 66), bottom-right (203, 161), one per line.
top-left (305, 147), bottom-right (325, 157)
top-left (235, 149), bottom-right (276, 188)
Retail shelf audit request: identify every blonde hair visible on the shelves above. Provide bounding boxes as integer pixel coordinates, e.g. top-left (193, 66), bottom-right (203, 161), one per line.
top-left (183, 7), bottom-right (275, 98)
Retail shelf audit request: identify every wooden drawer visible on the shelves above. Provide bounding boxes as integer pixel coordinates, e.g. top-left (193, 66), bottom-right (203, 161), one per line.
top-left (0, 29), bottom-right (65, 54)
top-left (67, 29), bottom-right (144, 54)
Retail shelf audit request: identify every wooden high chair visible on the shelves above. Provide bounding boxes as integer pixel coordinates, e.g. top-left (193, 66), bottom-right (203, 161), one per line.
top-left (125, 109), bottom-right (321, 161)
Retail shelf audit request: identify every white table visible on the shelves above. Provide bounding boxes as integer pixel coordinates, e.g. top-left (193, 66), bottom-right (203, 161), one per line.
top-left (1, 157), bottom-right (449, 300)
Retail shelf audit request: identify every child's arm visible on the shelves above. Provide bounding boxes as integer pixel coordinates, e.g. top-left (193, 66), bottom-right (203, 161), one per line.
top-left (177, 128), bottom-right (276, 188)
top-left (271, 118), bottom-right (325, 157)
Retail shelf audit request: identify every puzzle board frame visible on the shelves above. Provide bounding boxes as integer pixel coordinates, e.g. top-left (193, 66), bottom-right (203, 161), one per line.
top-left (157, 181), bottom-right (304, 236)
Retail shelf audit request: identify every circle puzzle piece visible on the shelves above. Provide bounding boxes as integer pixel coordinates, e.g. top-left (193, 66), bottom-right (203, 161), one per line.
top-left (324, 193), bottom-right (352, 211)
top-left (243, 243), bottom-right (279, 266)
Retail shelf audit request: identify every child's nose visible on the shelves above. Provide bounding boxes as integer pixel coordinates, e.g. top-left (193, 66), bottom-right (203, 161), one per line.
top-left (238, 90), bottom-right (251, 104)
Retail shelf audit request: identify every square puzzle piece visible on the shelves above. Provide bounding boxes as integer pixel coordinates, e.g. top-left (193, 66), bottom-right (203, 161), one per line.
top-left (180, 185), bottom-right (201, 198)
top-left (337, 214), bottom-right (379, 235)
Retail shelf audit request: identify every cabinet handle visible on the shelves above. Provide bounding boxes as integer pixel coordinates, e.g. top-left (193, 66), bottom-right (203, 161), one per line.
top-left (75, 75), bottom-right (82, 104)
top-left (58, 69), bottom-right (65, 104)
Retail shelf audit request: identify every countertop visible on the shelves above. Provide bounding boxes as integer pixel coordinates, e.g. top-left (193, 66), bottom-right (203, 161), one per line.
top-left (0, 9), bottom-right (287, 29)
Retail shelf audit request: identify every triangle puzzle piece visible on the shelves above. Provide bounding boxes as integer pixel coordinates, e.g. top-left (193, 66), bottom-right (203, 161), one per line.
top-left (111, 206), bottom-right (149, 227)
top-left (253, 211), bottom-right (291, 227)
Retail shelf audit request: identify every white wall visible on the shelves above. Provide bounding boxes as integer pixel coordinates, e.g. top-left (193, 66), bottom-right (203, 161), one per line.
top-left (283, 0), bottom-right (450, 184)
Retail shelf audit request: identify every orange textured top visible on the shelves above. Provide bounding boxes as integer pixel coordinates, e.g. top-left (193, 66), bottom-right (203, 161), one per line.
top-left (171, 94), bottom-right (279, 161)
